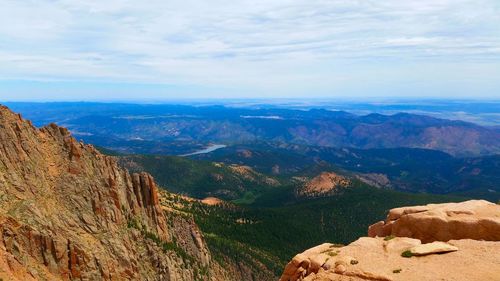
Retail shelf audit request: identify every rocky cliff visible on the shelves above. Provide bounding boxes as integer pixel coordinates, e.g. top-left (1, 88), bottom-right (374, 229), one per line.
top-left (0, 105), bottom-right (228, 280)
top-left (280, 200), bottom-right (500, 281)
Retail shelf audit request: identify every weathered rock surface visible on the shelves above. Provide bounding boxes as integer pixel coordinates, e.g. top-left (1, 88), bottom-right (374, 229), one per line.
top-left (368, 200), bottom-right (500, 242)
top-left (0, 105), bottom-right (221, 280)
top-left (297, 172), bottom-right (350, 197)
top-left (280, 237), bottom-right (500, 281)
top-left (280, 200), bottom-right (500, 281)
top-left (201, 197), bottom-right (224, 206)
top-left (409, 241), bottom-right (458, 256)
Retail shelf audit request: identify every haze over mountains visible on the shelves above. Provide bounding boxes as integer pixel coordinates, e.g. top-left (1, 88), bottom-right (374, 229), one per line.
top-left (0, 104), bottom-right (277, 280)
top-left (6, 102), bottom-right (500, 157)
top-left (0, 102), bottom-right (499, 280)
top-left (2, 0), bottom-right (500, 279)
top-left (6, 102), bottom-right (500, 202)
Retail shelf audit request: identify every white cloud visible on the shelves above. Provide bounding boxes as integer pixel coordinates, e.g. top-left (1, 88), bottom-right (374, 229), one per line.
top-left (0, 0), bottom-right (499, 98)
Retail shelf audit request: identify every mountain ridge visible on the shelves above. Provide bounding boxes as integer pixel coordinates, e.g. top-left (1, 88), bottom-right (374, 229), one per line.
top-left (6, 102), bottom-right (500, 157)
top-left (0, 104), bottom-right (265, 280)
top-left (0, 104), bottom-right (176, 280)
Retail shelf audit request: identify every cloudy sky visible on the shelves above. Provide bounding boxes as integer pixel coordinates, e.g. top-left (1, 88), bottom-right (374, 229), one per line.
top-left (0, 0), bottom-right (499, 100)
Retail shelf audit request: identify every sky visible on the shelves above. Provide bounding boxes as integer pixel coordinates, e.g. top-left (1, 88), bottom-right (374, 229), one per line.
top-left (0, 0), bottom-right (499, 101)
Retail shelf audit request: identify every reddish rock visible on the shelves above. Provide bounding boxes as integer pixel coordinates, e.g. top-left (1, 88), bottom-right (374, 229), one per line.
top-left (281, 200), bottom-right (500, 281)
top-left (368, 200), bottom-right (500, 242)
top-left (297, 172), bottom-right (350, 197)
top-left (0, 105), bottom-right (172, 280)
top-left (280, 237), bottom-right (500, 281)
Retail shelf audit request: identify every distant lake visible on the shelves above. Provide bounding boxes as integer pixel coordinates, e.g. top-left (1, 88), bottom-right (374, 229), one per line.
top-left (180, 144), bottom-right (227, 157)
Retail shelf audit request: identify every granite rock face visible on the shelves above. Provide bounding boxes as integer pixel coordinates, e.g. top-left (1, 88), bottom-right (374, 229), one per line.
top-left (280, 238), bottom-right (500, 281)
top-left (409, 241), bottom-right (458, 256)
top-left (368, 200), bottom-right (500, 242)
top-left (280, 200), bottom-right (500, 281)
top-left (0, 105), bottom-right (212, 280)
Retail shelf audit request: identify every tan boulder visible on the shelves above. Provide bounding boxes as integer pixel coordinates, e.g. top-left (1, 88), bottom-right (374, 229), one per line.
top-left (281, 200), bottom-right (500, 281)
top-left (308, 253), bottom-right (330, 273)
top-left (280, 237), bottom-right (500, 281)
top-left (368, 200), bottom-right (500, 242)
top-left (367, 220), bottom-right (386, 237)
top-left (409, 241), bottom-right (458, 256)
top-left (384, 237), bottom-right (421, 253)
top-left (291, 253), bottom-right (310, 267)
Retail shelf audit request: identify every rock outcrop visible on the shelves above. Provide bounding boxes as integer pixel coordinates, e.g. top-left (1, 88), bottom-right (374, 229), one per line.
top-left (201, 197), bottom-right (224, 206)
top-left (408, 241), bottom-right (458, 256)
top-left (280, 238), bottom-right (500, 281)
top-left (280, 200), bottom-right (500, 281)
top-left (0, 105), bottom-right (216, 280)
top-left (368, 200), bottom-right (500, 242)
top-left (296, 172), bottom-right (350, 197)
top-left (228, 165), bottom-right (280, 186)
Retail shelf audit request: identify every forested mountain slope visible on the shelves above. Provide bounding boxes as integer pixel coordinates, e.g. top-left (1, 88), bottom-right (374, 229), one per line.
top-left (7, 102), bottom-right (500, 156)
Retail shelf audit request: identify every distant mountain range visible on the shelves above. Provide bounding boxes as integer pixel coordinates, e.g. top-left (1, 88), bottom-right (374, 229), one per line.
top-left (6, 102), bottom-right (500, 156)
top-left (1, 104), bottom-right (475, 281)
top-left (0, 104), bottom-right (289, 280)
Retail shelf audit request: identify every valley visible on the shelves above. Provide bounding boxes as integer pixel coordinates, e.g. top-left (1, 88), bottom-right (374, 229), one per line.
top-left (0, 103), bottom-right (498, 280)
top-left (6, 102), bottom-right (500, 157)
top-left (2, 0), bottom-right (500, 279)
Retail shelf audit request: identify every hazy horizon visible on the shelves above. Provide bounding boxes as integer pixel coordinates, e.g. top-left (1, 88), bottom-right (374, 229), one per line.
top-left (0, 2), bottom-right (499, 279)
top-left (1, 97), bottom-right (500, 103)
top-left (4, 98), bottom-right (499, 126)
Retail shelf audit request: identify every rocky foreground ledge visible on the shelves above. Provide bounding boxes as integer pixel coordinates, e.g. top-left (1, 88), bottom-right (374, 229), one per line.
top-left (280, 200), bottom-right (500, 281)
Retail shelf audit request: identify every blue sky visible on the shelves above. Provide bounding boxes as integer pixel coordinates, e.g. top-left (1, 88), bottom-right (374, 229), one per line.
top-left (0, 0), bottom-right (499, 100)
